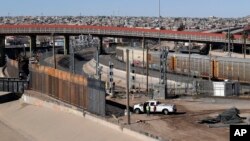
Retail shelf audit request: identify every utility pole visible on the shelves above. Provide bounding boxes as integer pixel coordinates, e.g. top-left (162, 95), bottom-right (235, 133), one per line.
top-left (209, 44), bottom-right (212, 81)
top-left (244, 38), bottom-right (246, 59)
top-left (188, 40), bottom-right (191, 94)
top-left (227, 27), bottom-right (231, 57)
top-left (159, 0), bottom-right (161, 20)
top-left (96, 50), bottom-right (99, 76)
top-left (159, 47), bottom-right (168, 99)
top-left (108, 61), bottom-right (114, 96)
top-left (158, 0), bottom-right (161, 46)
top-left (159, 47), bottom-right (168, 84)
top-left (146, 44), bottom-right (149, 96)
top-left (142, 36), bottom-right (145, 74)
top-left (96, 37), bottom-right (100, 76)
top-left (126, 49), bottom-right (130, 125)
top-left (188, 40), bottom-right (191, 78)
top-left (243, 31), bottom-right (247, 59)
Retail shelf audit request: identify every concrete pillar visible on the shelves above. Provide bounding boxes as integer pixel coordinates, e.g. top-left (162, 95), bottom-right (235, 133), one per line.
top-left (0, 36), bottom-right (5, 67)
top-left (64, 35), bottom-right (70, 55)
top-left (29, 35), bottom-right (36, 57)
top-left (99, 36), bottom-right (103, 55)
top-left (52, 35), bottom-right (57, 69)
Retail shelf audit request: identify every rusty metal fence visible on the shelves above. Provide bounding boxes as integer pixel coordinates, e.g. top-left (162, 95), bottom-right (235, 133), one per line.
top-left (29, 64), bottom-right (88, 109)
top-left (29, 64), bottom-right (106, 116)
top-left (6, 59), bottom-right (106, 116)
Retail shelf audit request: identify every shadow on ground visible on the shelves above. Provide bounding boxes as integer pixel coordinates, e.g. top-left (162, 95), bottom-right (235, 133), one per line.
top-left (0, 93), bottom-right (22, 104)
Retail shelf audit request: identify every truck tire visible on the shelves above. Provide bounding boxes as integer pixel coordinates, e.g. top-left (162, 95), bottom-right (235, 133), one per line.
top-left (134, 108), bottom-right (141, 114)
top-left (163, 109), bottom-right (169, 115)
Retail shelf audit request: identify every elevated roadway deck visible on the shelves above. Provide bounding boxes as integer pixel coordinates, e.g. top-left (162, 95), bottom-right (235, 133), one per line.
top-left (0, 24), bottom-right (250, 44)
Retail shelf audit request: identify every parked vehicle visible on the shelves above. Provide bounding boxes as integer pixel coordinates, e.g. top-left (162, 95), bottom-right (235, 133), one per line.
top-left (133, 100), bottom-right (176, 115)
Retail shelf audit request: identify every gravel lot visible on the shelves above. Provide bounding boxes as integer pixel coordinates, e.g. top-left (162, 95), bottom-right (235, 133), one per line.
top-left (107, 95), bottom-right (250, 141)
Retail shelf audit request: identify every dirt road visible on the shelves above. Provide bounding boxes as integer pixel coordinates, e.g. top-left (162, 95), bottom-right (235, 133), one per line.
top-left (109, 96), bottom-right (250, 141)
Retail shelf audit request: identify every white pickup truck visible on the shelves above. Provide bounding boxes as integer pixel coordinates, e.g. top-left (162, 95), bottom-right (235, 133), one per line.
top-left (133, 100), bottom-right (176, 115)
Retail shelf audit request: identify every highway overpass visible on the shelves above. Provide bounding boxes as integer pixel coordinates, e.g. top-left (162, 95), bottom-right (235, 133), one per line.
top-left (1, 24), bottom-right (250, 66)
top-left (0, 24), bottom-right (250, 44)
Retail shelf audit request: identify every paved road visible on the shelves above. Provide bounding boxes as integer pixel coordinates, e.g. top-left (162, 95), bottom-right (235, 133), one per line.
top-left (0, 120), bottom-right (29, 141)
top-left (39, 48), bottom-right (95, 75)
top-left (0, 92), bottom-right (140, 141)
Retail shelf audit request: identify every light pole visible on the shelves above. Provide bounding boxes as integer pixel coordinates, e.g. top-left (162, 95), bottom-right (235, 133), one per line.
top-left (126, 49), bottom-right (130, 125)
top-left (146, 44), bottom-right (149, 96)
top-left (158, 0), bottom-right (161, 46)
top-left (188, 39), bottom-right (191, 94)
top-left (159, 0), bottom-right (161, 20)
top-left (227, 27), bottom-right (231, 57)
top-left (96, 40), bottom-right (100, 77)
top-left (209, 44), bottom-right (212, 81)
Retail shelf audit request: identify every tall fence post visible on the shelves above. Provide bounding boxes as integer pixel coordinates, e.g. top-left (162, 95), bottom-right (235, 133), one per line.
top-left (126, 49), bottom-right (130, 125)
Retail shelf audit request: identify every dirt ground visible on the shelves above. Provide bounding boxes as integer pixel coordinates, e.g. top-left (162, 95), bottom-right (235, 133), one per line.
top-left (108, 95), bottom-right (250, 141)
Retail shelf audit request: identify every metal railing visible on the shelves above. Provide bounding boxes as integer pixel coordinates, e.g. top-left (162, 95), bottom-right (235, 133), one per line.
top-left (0, 78), bottom-right (28, 94)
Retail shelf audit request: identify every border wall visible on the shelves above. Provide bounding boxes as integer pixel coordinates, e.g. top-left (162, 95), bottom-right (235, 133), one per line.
top-left (6, 59), bottom-right (106, 116)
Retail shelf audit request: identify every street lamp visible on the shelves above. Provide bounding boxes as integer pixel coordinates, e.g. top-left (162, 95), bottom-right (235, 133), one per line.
top-left (158, 0), bottom-right (161, 46)
top-left (158, 0), bottom-right (161, 19)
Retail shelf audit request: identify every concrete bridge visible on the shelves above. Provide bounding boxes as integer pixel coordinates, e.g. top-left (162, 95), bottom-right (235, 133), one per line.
top-left (0, 24), bottom-right (249, 44)
top-left (202, 26), bottom-right (242, 34)
top-left (1, 24), bottom-right (250, 66)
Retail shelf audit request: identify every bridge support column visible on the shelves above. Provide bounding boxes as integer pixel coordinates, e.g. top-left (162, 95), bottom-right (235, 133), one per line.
top-left (29, 35), bottom-right (36, 57)
top-left (98, 37), bottom-right (104, 55)
top-left (0, 36), bottom-right (5, 67)
top-left (64, 35), bottom-right (70, 55)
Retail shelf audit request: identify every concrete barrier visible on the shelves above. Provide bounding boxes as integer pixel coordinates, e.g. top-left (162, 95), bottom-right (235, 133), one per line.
top-left (21, 93), bottom-right (159, 141)
top-left (22, 94), bottom-right (83, 117)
